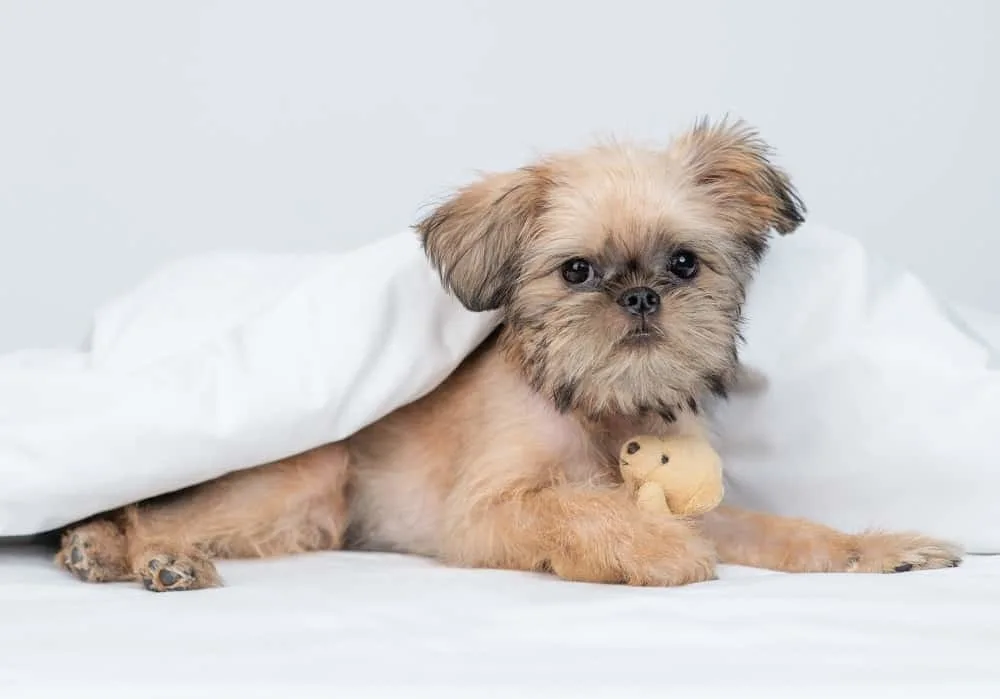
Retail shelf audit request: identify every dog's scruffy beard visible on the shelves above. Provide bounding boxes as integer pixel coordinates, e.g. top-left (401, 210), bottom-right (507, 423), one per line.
top-left (418, 117), bottom-right (805, 423)
top-left (502, 284), bottom-right (743, 422)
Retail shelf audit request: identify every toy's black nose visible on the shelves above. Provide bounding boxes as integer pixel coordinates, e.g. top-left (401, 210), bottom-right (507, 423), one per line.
top-left (617, 287), bottom-right (660, 316)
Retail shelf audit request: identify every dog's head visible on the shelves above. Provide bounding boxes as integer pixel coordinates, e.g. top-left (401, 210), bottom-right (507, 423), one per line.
top-left (416, 118), bottom-right (804, 419)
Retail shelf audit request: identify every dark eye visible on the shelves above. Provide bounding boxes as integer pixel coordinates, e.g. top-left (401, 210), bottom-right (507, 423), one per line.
top-left (626, 441), bottom-right (640, 455)
top-left (660, 454), bottom-right (670, 464)
top-left (561, 258), bottom-right (595, 286)
top-left (669, 250), bottom-right (699, 280)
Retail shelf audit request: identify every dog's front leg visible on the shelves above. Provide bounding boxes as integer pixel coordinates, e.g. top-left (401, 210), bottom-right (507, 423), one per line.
top-left (438, 445), bottom-right (717, 586)
top-left (700, 505), bottom-right (963, 574)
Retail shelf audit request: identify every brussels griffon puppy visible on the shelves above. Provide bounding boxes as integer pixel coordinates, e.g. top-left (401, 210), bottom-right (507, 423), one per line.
top-left (56, 119), bottom-right (962, 591)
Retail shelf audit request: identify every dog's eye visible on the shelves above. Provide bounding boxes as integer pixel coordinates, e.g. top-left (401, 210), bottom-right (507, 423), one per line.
top-left (669, 250), bottom-right (699, 280)
top-left (561, 258), bottom-right (596, 286)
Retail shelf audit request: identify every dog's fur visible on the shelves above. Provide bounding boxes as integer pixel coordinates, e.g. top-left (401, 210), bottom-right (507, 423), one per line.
top-left (56, 119), bottom-right (962, 592)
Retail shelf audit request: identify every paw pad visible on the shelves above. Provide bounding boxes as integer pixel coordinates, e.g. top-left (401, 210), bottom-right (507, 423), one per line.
top-left (158, 568), bottom-right (180, 587)
top-left (139, 554), bottom-right (220, 593)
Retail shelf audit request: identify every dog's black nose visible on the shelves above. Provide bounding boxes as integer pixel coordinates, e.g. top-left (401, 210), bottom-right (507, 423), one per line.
top-left (617, 287), bottom-right (660, 316)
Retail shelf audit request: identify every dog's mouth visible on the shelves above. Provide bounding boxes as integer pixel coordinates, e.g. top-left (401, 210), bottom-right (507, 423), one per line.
top-left (619, 321), bottom-right (663, 346)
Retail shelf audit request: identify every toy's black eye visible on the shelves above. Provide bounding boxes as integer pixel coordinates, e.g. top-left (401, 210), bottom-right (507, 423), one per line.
top-left (669, 250), bottom-right (699, 280)
top-left (626, 441), bottom-right (640, 455)
top-left (561, 258), bottom-right (596, 286)
top-left (661, 454), bottom-right (669, 464)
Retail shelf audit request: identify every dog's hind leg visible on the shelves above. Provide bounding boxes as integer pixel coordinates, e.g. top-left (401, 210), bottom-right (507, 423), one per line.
top-left (56, 518), bottom-right (132, 583)
top-left (57, 442), bottom-right (351, 592)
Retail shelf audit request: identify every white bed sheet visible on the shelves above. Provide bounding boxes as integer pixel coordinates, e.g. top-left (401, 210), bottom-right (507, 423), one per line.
top-left (1, 543), bottom-right (997, 698)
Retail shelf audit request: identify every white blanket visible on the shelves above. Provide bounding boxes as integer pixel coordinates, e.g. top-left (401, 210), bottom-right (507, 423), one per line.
top-left (0, 232), bottom-right (496, 535)
top-left (1, 223), bottom-right (999, 553)
top-left (1, 543), bottom-right (997, 697)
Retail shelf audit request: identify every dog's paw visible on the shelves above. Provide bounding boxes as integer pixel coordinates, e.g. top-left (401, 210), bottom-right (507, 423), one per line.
top-left (137, 552), bottom-right (222, 592)
top-left (55, 521), bottom-right (131, 583)
top-left (550, 517), bottom-right (718, 587)
top-left (846, 532), bottom-right (963, 574)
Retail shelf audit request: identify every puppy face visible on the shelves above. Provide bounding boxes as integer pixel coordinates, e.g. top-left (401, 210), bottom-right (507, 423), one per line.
top-left (418, 119), bottom-right (804, 419)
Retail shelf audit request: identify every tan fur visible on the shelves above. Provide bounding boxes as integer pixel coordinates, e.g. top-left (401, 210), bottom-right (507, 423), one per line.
top-left (56, 118), bottom-right (962, 591)
top-left (700, 507), bottom-right (961, 573)
top-left (57, 443), bottom-right (350, 590)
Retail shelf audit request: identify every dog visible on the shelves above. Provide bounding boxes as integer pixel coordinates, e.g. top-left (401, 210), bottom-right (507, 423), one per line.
top-left (56, 118), bottom-right (962, 591)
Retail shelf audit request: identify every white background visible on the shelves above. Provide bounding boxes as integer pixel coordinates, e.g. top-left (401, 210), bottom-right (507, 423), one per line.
top-left (1, 0), bottom-right (996, 353)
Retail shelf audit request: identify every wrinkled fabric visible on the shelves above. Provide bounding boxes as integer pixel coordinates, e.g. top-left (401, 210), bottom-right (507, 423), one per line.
top-left (0, 545), bottom-right (997, 695)
top-left (0, 231), bottom-right (498, 535)
top-left (710, 225), bottom-right (1000, 553)
top-left (1, 223), bottom-right (998, 554)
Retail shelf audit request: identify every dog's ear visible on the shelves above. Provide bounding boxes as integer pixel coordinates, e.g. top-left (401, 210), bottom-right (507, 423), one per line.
top-left (416, 167), bottom-right (548, 312)
top-left (669, 118), bottom-right (806, 243)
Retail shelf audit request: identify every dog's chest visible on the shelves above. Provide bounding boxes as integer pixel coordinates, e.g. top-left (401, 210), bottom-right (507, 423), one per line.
top-left (519, 394), bottom-right (673, 485)
top-left (521, 397), bottom-right (611, 483)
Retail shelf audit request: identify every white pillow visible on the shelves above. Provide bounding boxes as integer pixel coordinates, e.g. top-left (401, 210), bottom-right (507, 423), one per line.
top-left (0, 231), bottom-right (498, 536)
top-left (710, 225), bottom-right (1000, 554)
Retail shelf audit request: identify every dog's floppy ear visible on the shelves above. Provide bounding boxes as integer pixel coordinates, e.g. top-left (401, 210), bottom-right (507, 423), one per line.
top-left (669, 118), bottom-right (806, 241)
top-left (416, 167), bottom-right (548, 312)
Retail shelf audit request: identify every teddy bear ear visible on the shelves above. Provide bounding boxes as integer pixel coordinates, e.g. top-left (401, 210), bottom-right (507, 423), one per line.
top-left (626, 441), bottom-right (641, 455)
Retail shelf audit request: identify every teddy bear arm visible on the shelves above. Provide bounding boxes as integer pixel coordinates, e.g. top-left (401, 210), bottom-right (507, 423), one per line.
top-left (635, 480), bottom-right (671, 513)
